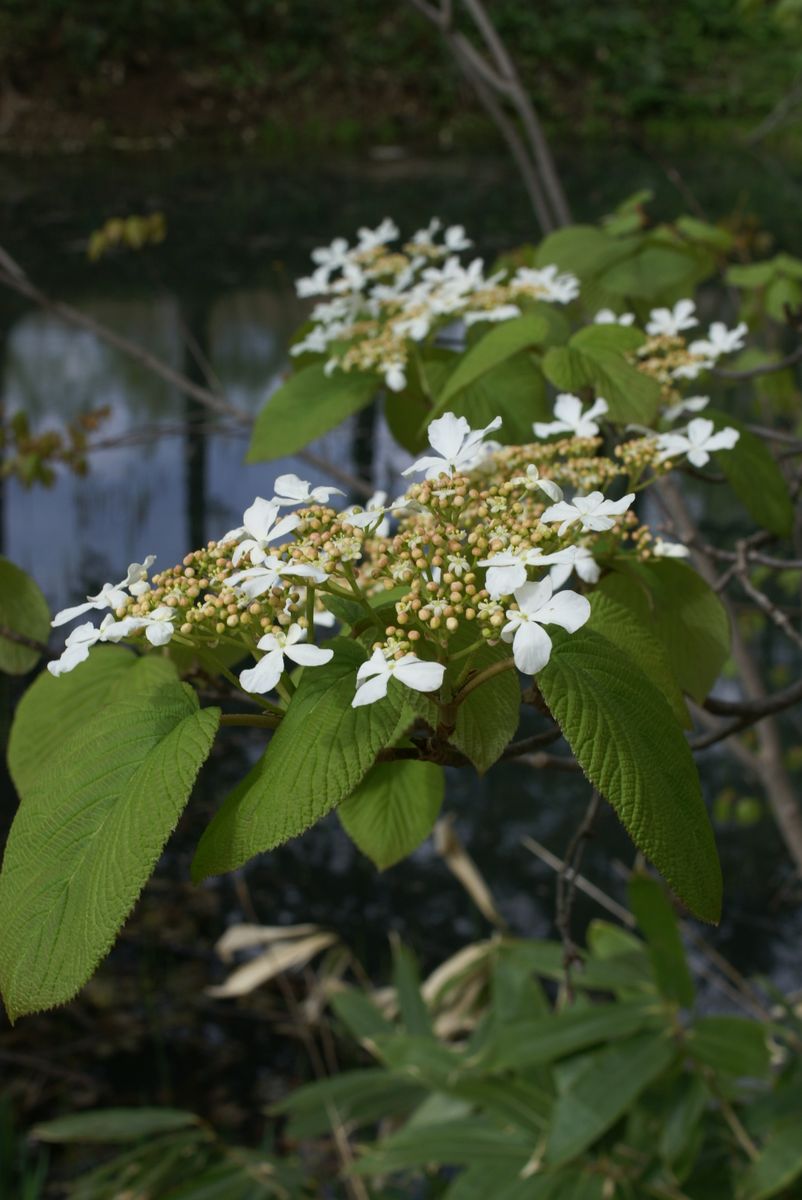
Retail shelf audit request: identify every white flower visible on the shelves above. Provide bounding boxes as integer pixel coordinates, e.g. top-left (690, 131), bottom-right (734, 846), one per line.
top-left (47, 614), bottom-right (141, 677)
top-left (290, 325), bottom-right (341, 356)
top-left (688, 322), bottom-right (748, 360)
top-left (653, 538), bottom-right (689, 558)
top-left (220, 498), bottom-right (300, 566)
top-left (501, 579), bottom-right (590, 674)
top-left (402, 412), bottom-right (502, 479)
top-left (663, 394), bottom-right (709, 422)
top-left (671, 358), bottom-right (711, 381)
top-left (512, 265), bottom-right (580, 304)
top-left (343, 491), bottom-right (390, 535)
top-left (594, 308), bottom-right (635, 325)
top-left (447, 553), bottom-right (470, 577)
top-left (357, 218), bottom-right (400, 251)
top-left (310, 237), bottom-right (351, 275)
top-left (272, 473), bottom-right (344, 507)
top-left (352, 648), bottom-right (446, 708)
top-left (656, 417), bottom-right (739, 468)
top-left (646, 299), bottom-right (697, 337)
top-left (549, 546), bottom-right (600, 590)
top-left (229, 558), bottom-right (327, 601)
top-left (383, 361), bottom-right (407, 392)
top-left (464, 304), bottom-right (521, 325)
top-left (541, 491), bottom-right (635, 536)
top-left (510, 463), bottom-right (563, 502)
top-left (477, 546), bottom-right (576, 599)
top-left (533, 394), bottom-right (609, 440)
top-left (239, 624), bottom-right (333, 695)
top-left (139, 605), bottom-right (176, 646)
top-left (444, 224), bottom-right (472, 252)
top-left (51, 555), bottom-right (156, 628)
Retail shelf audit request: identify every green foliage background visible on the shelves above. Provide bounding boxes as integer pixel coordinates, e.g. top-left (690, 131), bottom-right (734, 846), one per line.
top-left (1, 0), bottom-right (800, 146)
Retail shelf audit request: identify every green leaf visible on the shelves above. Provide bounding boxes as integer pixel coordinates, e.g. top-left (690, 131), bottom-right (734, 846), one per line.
top-left (446, 352), bottom-right (550, 445)
top-left (0, 686), bottom-right (219, 1019)
top-left (32, 1108), bottom-right (199, 1143)
top-left (687, 1016), bottom-right (771, 1079)
top-left (726, 261), bottom-right (777, 289)
top-left (538, 628), bottom-right (721, 922)
top-left (274, 1069), bottom-right (424, 1138)
top-left (570, 324), bottom-right (646, 354)
top-left (542, 342), bottom-right (661, 424)
top-left (353, 1118), bottom-right (533, 1174)
top-left (675, 216), bottom-right (734, 252)
top-left (545, 1031), bottom-right (675, 1165)
top-left (765, 275), bottom-right (802, 322)
top-left (605, 560), bottom-right (730, 703)
top-left (0, 558), bottom-right (50, 675)
top-left (338, 759), bottom-right (444, 869)
top-left (330, 987), bottom-right (395, 1042)
top-left (431, 314), bottom-right (549, 416)
top-left (534, 224), bottom-right (620, 277)
top-left (412, 631), bottom-right (520, 773)
top-left (246, 363), bottom-right (377, 461)
top-left (8, 648), bottom-right (180, 798)
top-left (392, 941), bottom-right (432, 1037)
top-left (477, 998), bottom-right (667, 1071)
top-left (628, 872), bottom-right (695, 1007)
top-left (707, 410), bottom-right (794, 538)
top-left (191, 639), bottom-right (412, 879)
top-left (588, 589), bottom-right (690, 727)
top-left (738, 1118), bottom-right (802, 1199)
top-left (601, 243), bottom-right (702, 301)
top-left (659, 1074), bottom-right (709, 1166)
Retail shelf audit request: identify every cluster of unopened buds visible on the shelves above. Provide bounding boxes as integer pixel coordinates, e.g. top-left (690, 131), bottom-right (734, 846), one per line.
top-left (291, 217), bottom-right (579, 393)
top-left (49, 374), bottom-right (740, 711)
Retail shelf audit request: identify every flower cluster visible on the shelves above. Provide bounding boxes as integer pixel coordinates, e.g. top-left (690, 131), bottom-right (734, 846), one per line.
top-left (48, 409), bottom-right (649, 708)
top-left (291, 218), bottom-right (579, 393)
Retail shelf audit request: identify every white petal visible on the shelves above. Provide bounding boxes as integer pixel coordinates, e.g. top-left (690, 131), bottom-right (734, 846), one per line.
top-left (243, 497), bottom-right (280, 541)
top-left (536, 589), bottom-right (591, 633)
top-left (145, 621), bottom-right (174, 646)
top-left (51, 600), bottom-right (94, 627)
top-left (352, 672), bottom-right (390, 707)
top-left (427, 412), bottom-right (470, 459)
top-left (485, 561), bottom-right (527, 598)
top-left (394, 657), bottom-right (446, 695)
top-left (47, 640), bottom-right (92, 676)
top-left (512, 622), bottom-right (553, 674)
top-left (537, 478), bottom-right (564, 502)
top-left (286, 645), bottom-right (334, 668)
top-left (356, 648), bottom-right (389, 682)
top-left (514, 577), bottom-right (554, 615)
top-left (553, 393), bottom-right (583, 426)
top-left (239, 649), bottom-right (285, 695)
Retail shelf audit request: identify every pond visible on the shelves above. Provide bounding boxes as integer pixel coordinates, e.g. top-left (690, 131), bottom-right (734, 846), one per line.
top-left (1, 144), bottom-right (801, 1135)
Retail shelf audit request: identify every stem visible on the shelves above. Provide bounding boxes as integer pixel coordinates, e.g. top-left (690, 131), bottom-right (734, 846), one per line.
top-left (219, 713), bottom-right (281, 730)
top-left (454, 655), bottom-right (516, 705)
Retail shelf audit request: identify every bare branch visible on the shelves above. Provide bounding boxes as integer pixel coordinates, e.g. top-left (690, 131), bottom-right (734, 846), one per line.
top-left (713, 344), bottom-right (802, 381)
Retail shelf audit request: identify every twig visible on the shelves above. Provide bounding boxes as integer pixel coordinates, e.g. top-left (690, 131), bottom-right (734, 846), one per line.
top-left (555, 790), bottom-right (600, 998)
top-left (0, 625), bottom-right (53, 659)
top-left (521, 835), bottom-right (634, 926)
top-left (713, 344), bottom-right (802, 381)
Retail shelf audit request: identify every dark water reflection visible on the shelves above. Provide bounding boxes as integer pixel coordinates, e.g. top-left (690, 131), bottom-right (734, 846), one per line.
top-left (1, 147), bottom-right (801, 1032)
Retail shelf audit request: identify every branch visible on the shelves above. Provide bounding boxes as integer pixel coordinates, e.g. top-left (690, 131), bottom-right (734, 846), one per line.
top-left (713, 344), bottom-right (802, 381)
top-left (0, 626), bottom-right (53, 659)
top-left (555, 790), bottom-right (600, 997)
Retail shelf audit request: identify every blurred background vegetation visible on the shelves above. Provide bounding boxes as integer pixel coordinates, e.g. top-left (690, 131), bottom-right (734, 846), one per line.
top-left (1, 0), bottom-right (802, 152)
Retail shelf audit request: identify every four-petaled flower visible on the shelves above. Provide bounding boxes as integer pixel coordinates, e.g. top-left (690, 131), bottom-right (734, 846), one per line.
top-left (663, 395), bottom-right (709, 422)
top-left (656, 417), bottom-right (739, 467)
top-left (645, 299), bottom-right (697, 337)
top-left (220, 498), bottom-right (300, 566)
top-left (271, 474), bottom-right (344, 507)
top-left (239, 624), bottom-right (334, 695)
top-left (509, 463), bottom-right (563, 502)
top-left (478, 546), bottom-right (576, 599)
top-left (534, 394), bottom-right (609, 440)
top-left (402, 412), bottom-right (502, 479)
top-left (594, 309), bottom-right (635, 325)
top-left (688, 322), bottom-right (748, 360)
top-left (501, 579), bottom-right (591, 675)
top-left (47, 615), bottom-right (142, 677)
top-left (229, 558), bottom-right (327, 601)
top-left (343, 491), bottom-right (391, 536)
top-left (541, 491), bottom-right (635, 536)
top-left (352, 648), bottom-right (446, 707)
top-left (51, 555), bottom-right (156, 627)
top-left (140, 605), bottom-right (177, 646)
